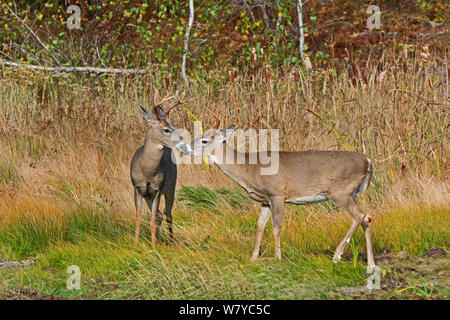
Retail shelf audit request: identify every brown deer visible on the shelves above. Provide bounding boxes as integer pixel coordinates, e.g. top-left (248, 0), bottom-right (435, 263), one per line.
top-left (130, 95), bottom-right (187, 244)
top-left (181, 111), bottom-right (375, 269)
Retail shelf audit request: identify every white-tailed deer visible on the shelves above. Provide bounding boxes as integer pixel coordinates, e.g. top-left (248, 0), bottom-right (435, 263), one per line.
top-left (130, 95), bottom-right (187, 243)
top-left (181, 111), bottom-right (375, 269)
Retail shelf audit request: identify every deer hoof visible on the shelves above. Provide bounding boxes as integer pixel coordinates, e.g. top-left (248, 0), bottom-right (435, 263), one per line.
top-left (332, 253), bottom-right (342, 264)
top-left (250, 254), bottom-right (259, 261)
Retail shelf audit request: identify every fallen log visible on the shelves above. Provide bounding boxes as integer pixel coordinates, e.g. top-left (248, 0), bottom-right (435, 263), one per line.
top-left (0, 60), bottom-right (148, 74)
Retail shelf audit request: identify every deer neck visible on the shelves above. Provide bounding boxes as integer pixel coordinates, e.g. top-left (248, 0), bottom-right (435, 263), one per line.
top-left (210, 142), bottom-right (251, 186)
top-left (141, 136), bottom-right (165, 172)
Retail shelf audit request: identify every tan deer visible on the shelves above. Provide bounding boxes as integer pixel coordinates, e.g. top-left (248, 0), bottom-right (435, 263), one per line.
top-left (181, 111), bottom-right (375, 269)
top-left (130, 95), bottom-right (188, 244)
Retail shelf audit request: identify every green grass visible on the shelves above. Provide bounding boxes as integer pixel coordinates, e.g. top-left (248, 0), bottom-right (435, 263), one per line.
top-left (177, 186), bottom-right (252, 212)
top-left (0, 187), bottom-right (448, 299)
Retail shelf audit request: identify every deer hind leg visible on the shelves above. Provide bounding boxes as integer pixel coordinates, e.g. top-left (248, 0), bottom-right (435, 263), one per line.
top-left (332, 196), bottom-right (366, 264)
top-left (361, 216), bottom-right (376, 269)
top-left (134, 188), bottom-right (143, 243)
top-left (270, 197), bottom-right (285, 260)
top-left (164, 193), bottom-right (175, 242)
top-left (147, 194), bottom-right (163, 244)
top-left (251, 204), bottom-right (271, 261)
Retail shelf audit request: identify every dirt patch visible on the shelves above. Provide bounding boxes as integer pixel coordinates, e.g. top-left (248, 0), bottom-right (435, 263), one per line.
top-left (422, 247), bottom-right (448, 259)
top-left (2, 289), bottom-right (66, 300)
top-left (339, 248), bottom-right (449, 299)
top-left (0, 259), bottom-right (35, 269)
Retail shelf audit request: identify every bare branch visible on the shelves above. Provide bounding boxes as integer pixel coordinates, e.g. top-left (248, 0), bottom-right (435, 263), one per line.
top-left (5, 3), bottom-right (62, 66)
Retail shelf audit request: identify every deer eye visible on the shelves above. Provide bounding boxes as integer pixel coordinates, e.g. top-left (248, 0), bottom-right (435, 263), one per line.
top-left (163, 128), bottom-right (171, 134)
top-left (201, 139), bottom-right (209, 145)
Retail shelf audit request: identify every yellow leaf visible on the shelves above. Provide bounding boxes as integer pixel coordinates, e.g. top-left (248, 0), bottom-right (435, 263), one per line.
top-left (204, 156), bottom-right (209, 172)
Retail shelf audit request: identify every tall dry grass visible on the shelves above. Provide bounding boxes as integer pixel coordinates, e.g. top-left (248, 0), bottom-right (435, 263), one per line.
top-left (0, 47), bottom-right (447, 205)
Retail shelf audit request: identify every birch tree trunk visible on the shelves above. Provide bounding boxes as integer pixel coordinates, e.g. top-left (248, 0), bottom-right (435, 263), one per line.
top-left (181, 0), bottom-right (195, 90)
top-left (296, 0), bottom-right (306, 65)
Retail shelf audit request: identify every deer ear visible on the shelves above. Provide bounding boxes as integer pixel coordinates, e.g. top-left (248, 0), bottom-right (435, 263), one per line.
top-left (141, 105), bottom-right (165, 124)
top-left (155, 106), bottom-right (166, 121)
top-left (225, 125), bottom-right (236, 136)
top-left (218, 124), bottom-right (236, 140)
top-left (140, 105), bottom-right (158, 124)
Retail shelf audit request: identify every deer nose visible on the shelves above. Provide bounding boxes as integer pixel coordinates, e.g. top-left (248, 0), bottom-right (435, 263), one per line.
top-left (174, 142), bottom-right (191, 155)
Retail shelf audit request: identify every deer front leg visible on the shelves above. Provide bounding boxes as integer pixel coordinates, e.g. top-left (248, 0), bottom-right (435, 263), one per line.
top-left (134, 188), bottom-right (143, 243)
top-left (164, 193), bottom-right (175, 242)
top-left (251, 205), bottom-right (271, 261)
top-left (149, 193), bottom-right (162, 244)
top-left (270, 197), bottom-right (285, 260)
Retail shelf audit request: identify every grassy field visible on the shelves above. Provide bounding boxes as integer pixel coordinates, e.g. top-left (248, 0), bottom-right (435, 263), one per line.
top-left (0, 50), bottom-right (448, 299)
top-left (0, 187), bottom-right (448, 299)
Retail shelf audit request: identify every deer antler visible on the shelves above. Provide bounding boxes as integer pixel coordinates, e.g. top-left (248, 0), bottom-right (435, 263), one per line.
top-left (207, 108), bottom-right (221, 129)
top-left (165, 99), bottom-right (185, 118)
top-left (153, 93), bottom-right (187, 119)
top-left (152, 93), bottom-right (175, 122)
top-left (154, 92), bottom-right (174, 108)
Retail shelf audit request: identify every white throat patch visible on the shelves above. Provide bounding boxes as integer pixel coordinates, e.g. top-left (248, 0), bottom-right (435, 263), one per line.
top-left (208, 155), bottom-right (218, 164)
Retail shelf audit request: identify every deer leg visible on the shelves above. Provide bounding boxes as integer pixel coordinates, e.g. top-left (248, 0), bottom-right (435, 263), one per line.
top-left (134, 188), bottom-right (143, 243)
top-left (164, 193), bottom-right (175, 242)
top-left (361, 216), bottom-right (376, 269)
top-left (148, 194), bottom-right (162, 244)
top-left (251, 204), bottom-right (271, 261)
top-left (270, 197), bottom-right (285, 260)
top-left (332, 198), bottom-right (365, 264)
